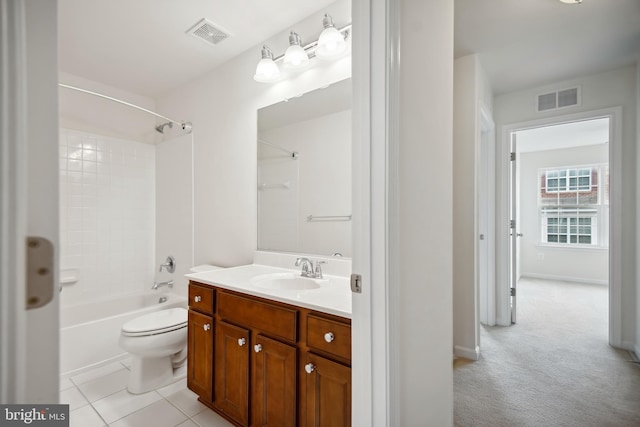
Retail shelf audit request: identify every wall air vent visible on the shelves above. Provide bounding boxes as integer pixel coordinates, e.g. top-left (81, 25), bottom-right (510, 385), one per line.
top-left (536, 86), bottom-right (580, 112)
top-left (187, 18), bottom-right (230, 46)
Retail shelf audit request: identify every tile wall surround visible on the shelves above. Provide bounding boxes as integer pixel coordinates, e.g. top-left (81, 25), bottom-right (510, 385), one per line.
top-left (59, 128), bottom-right (156, 307)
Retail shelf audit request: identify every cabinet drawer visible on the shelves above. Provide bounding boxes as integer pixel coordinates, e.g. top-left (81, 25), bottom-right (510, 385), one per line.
top-left (217, 292), bottom-right (297, 342)
top-left (306, 315), bottom-right (351, 362)
top-left (189, 282), bottom-right (214, 314)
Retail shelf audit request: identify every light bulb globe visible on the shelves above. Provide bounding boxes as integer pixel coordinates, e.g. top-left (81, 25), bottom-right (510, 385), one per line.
top-left (254, 58), bottom-right (280, 83)
top-left (316, 26), bottom-right (346, 59)
top-left (283, 44), bottom-right (309, 70)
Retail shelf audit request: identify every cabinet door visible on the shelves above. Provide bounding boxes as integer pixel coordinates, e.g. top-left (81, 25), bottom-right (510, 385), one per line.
top-left (303, 353), bottom-right (351, 427)
top-left (214, 321), bottom-right (250, 426)
top-left (252, 334), bottom-right (297, 427)
top-left (187, 310), bottom-right (213, 401)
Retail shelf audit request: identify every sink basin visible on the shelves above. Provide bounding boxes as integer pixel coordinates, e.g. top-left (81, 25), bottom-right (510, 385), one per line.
top-left (251, 273), bottom-right (321, 291)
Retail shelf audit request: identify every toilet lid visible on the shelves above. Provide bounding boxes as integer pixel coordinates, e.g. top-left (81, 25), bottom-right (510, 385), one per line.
top-left (121, 307), bottom-right (188, 337)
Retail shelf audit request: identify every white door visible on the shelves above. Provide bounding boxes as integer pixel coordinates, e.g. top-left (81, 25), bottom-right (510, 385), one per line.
top-left (478, 111), bottom-right (496, 326)
top-left (0, 0), bottom-right (60, 403)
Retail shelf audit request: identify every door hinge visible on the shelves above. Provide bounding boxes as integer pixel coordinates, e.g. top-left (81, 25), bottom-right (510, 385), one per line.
top-left (510, 219), bottom-right (516, 229)
top-left (510, 152), bottom-right (516, 161)
top-left (510, 287), bottom-right (516, 297)
top-left (26, 236), bottom-right (55, 309)
top-left (350, 273), bottom-right (362, 293)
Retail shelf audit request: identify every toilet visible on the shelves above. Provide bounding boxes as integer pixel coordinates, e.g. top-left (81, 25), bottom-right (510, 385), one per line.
top-left (119, 264), bottom-right (223, 394)
top-left (119, 307), bottom-right (188, 394)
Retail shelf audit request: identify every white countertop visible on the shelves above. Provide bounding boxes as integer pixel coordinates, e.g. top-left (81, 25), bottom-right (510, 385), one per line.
top-left (185, 264), bottom-right (352, 319)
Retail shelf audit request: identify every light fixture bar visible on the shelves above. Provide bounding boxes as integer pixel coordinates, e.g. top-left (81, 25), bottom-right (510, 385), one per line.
top-left (272, 23), bottom-right (351, 63)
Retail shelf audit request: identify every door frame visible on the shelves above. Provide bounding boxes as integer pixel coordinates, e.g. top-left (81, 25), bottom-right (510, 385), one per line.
top-left (497, 107), bottom-right (622, 347)
top-left (351, 0), bottom-right (395, 424)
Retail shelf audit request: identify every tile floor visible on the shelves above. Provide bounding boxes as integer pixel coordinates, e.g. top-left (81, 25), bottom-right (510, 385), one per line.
top-left (60, 360), bottom-right (233, 427)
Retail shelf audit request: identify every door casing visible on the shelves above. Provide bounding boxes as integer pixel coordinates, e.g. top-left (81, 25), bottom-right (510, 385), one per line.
top-left (497, 107), bottom-right (622, 348)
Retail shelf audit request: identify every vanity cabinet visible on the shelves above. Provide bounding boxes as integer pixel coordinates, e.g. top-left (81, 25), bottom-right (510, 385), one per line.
top-left (187, 280), bottom-right (351, 427)
top-left (302, 353), bottom-right (351, 427)
top-left (214, 321), bottom-right (250, 425)
top-left (187, 283), bottom-right (215, 402)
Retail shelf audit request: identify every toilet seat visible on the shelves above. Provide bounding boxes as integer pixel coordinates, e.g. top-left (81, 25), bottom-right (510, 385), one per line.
top-left (122, 307), bottom-right (187, 337)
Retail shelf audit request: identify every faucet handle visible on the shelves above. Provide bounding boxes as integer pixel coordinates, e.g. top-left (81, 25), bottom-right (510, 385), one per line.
top-left (159, 256), bottom-right (176, 273)
top-left (314, 261), bottom-right (327, 279)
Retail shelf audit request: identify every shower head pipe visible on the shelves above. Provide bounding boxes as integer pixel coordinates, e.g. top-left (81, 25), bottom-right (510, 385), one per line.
top-left (59, 83), bottom-right (192, 134)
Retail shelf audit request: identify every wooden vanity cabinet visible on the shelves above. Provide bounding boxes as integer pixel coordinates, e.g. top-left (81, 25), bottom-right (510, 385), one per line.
top-left (252, 334), bottom-right (297, 427)
top-left (302, 353), bottom-right (352, 427)
top-left (214, 321), bottom-right (250, 426)
top-left (187, 280), bottom-right (351, 427)
top-left (187, 283), bottom-right (215, 402)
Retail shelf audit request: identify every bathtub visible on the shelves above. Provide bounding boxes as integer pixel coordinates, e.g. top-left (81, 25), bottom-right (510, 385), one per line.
top-left (60, 292), bottom-right (187, 376)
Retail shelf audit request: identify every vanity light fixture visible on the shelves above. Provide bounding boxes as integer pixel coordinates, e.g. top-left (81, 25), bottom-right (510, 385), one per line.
top-left (558, 0), bottom-right (582, 3)
top-left (316, 14), bottom-right (347, 59)
top-left (283, 32), bottom-right (310, 70)
top-left (253, 13), bottom-right (351, 83)
top-left (253, 45), bottom-right (280, 83)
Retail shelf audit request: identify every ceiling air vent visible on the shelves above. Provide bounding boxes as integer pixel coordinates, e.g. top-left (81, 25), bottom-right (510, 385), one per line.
top-left (187, 18), bottom-right (230, 46)
top-left (536, 86), bottom-right (580, 112)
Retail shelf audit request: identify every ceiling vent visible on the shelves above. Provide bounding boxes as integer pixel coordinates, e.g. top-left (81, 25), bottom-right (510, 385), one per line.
top-left (187, 18), bottom-right (230, 46)
top-left (536, 87), bottom-right (580, 112)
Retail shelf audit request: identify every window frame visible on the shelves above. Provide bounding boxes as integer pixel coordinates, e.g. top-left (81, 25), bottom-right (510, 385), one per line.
top-left (538, 163), bottom-right (608, 249)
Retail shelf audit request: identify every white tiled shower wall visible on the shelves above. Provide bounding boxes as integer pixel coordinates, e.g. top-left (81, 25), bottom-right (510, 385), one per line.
top-left (59, 128), bottom-right (155, 307)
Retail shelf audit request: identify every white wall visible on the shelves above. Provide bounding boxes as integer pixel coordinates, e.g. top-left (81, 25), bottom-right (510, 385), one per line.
top-left (258, 110), bottom-right (351, 256)
top-left (155, 133), bottom-right (194, 296)
top-left (519, 145), bottom-right (609, 284)
top-left (59, 129), bottom-right (156, 306)
top-left (396, 0), bottom-right (454, 424)
top-left (453, 54), bottom-right (494, 359)
top-left (494, 65), bottom-right (637, 346)
top-left (156, 0), bottom-right (351, 267)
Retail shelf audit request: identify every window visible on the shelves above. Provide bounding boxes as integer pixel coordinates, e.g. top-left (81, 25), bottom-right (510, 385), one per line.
top-left (541, 208), bottom-right (597, 245)
top-left (545, 168), bottom-right (591, 192)
top-left (539, 165), bottom-right (607, 247)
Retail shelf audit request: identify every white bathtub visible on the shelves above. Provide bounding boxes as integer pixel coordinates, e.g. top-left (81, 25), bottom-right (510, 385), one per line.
top-left (60, 292), bottom-right (187, 376)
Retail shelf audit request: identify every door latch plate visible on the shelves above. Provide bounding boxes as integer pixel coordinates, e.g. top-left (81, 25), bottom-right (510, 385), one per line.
top-left (350, 273), bottom-right (362, 293)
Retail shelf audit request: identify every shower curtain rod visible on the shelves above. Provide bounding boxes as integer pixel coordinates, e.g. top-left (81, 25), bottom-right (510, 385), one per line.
top-left (58, 83), bottom-right (183, 126)
top-left (258, 139), bottom-right (298, 159)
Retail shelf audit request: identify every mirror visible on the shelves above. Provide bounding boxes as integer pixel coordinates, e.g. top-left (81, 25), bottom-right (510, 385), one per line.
top-left (257, 79), bottom-right (352, 257)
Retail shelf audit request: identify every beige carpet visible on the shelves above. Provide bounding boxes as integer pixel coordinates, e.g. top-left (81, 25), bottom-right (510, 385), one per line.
top-left (454, 278), bottom-right (640, 427)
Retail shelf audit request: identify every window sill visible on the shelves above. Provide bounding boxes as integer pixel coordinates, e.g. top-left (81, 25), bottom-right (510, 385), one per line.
top-left (535, 243), bottom-right (608, 252)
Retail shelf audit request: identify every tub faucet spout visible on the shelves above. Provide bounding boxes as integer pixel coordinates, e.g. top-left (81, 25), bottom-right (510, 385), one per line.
top-left (152, 280), bottom-right (174, 290)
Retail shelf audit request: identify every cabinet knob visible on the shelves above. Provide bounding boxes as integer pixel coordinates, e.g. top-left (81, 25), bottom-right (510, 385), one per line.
top-left (254, 344), bottom-right (262, 353)
top-left (324, 332), bottom-right (335, 343)
top-left (304, 363), bottom-right (316, 374)
top-left (194, 296), bottom-right (202, 303)
top-left (203, 323), bottom-right (211, 331)
top-left (238, 337), bottom-right (247, 347)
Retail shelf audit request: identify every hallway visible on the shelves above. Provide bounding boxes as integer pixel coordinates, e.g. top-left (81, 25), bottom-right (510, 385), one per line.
top-left (454, 278), bottom-right (640, 426)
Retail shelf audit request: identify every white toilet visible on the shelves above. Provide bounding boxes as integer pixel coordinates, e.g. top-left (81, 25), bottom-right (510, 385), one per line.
top-left (119, 307), bottom-right (188, 394)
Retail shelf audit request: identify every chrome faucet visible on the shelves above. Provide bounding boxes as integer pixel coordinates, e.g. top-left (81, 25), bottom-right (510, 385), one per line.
top-left (295, 258), bottom-right (326, 279)
top-left (295, 257), bottom-right (315, 278)
top-left (152, 280), bottom-right (174, 290)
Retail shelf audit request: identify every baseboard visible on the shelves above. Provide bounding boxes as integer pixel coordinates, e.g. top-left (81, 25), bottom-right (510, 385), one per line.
top-left (520, 273), bottom-right (607, 286)
top-left (454, 345), bottom-right (480, 361)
